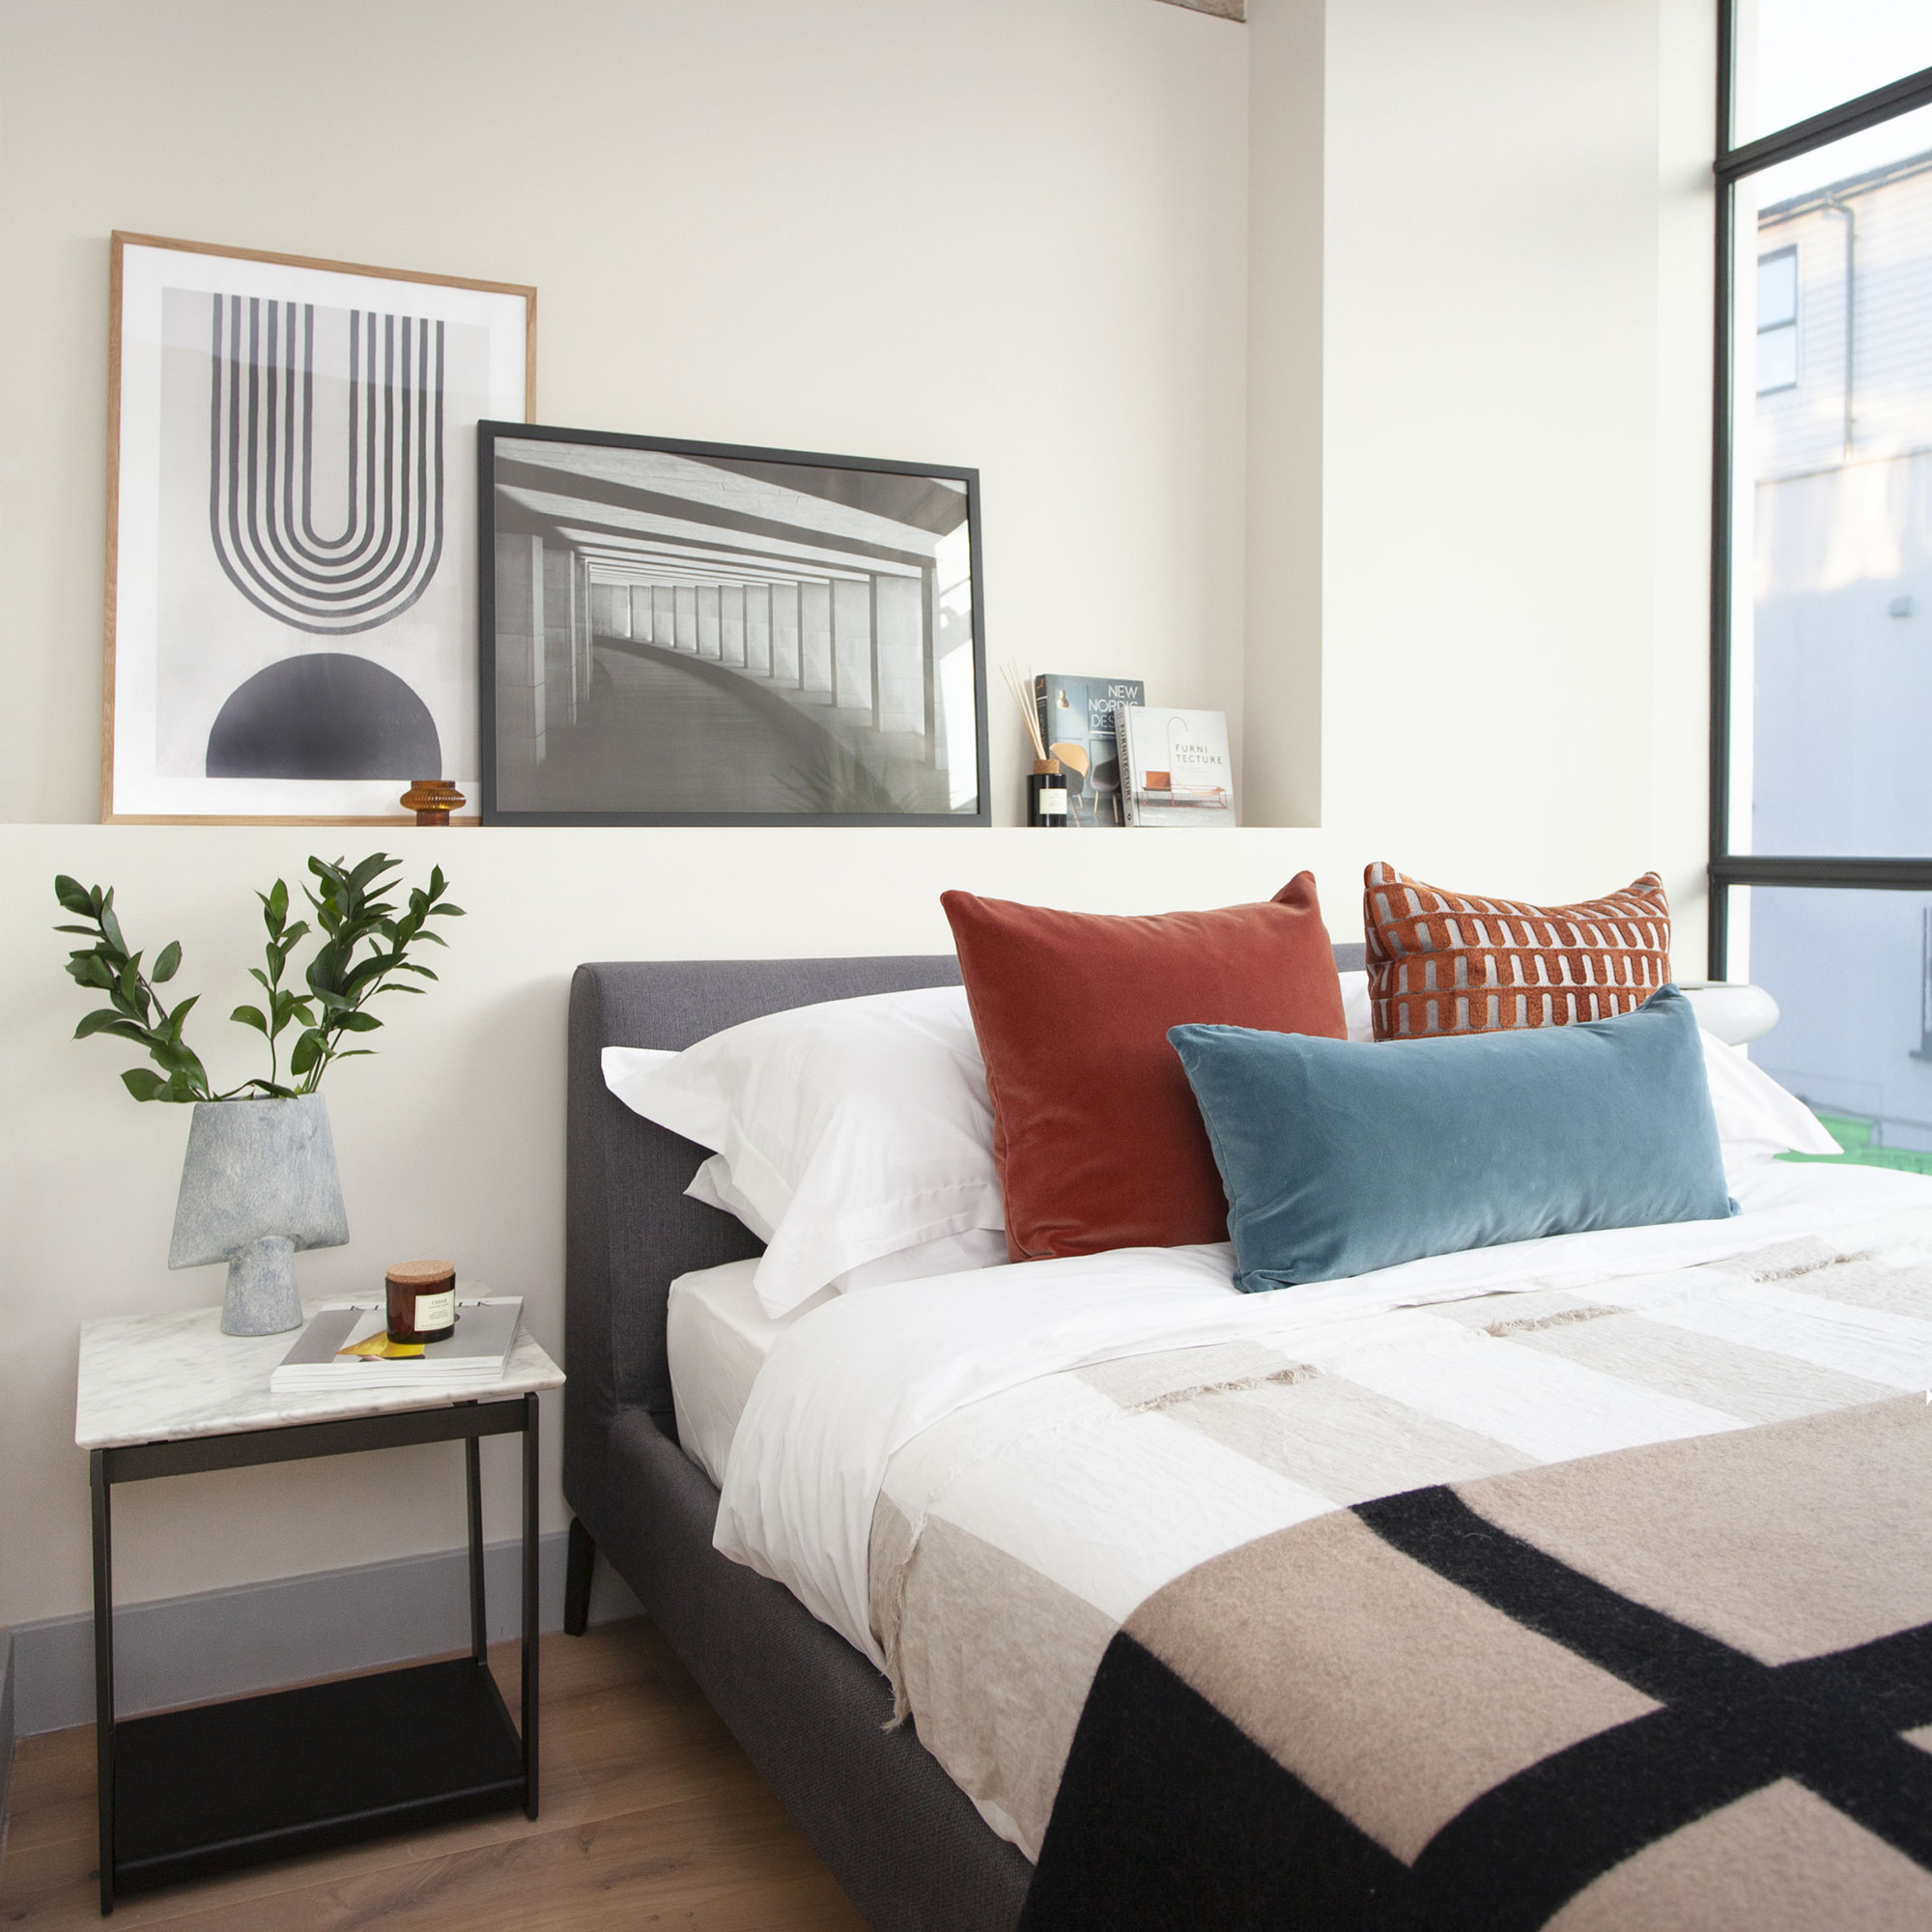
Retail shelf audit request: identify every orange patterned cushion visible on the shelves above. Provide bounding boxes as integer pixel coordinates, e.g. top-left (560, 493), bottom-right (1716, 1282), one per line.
top-left (1363, 864), bottom-right (1670, 1040)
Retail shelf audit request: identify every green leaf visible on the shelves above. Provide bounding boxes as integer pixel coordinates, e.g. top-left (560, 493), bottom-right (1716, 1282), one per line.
top-left (334, 1010), bottom-right (383, 1033)
top-left (166, 995), bottom-right (199, 1039)
top-left (289, 1029), bottom-right (325, 1077)
top-left (164, 1070), bottom-right (197, 1103)
top-left (232, 1005), bottom-right (269, 1035)
top-left (54, 874), bottom-right (95, 916)
top-left (148, 1037), bottom-right (200, 1075)
top-left (121, 1067), bottom-right (165, 1102)
top-left (75, 1008), bottom-right (137, 1039)
top-left (99, 901), bottom-right (127, 955)
top-left (431, 902), bottom-right (466, 919)
top-left (53, 923), bottom-right (99, 936)
top-left (152, 939), bottom-right (182, 983)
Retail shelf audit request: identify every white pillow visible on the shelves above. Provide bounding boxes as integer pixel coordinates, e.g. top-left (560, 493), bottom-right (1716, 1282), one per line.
top-left (602, 984), bottom-right (1004, 1316)
top-left (1338, 973), bottom-right (1830, 1160)
top-left (685, 1153), bottom-right (1009, 1291)
top-left (1701, 1027), bottom-right (1841, 1163)
top-left (1340, 969), bottom-right (1373, 1042)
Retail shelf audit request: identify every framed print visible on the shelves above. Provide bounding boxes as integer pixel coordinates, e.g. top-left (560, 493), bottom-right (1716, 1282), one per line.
top-left (102, 233), bottom-right (535, 823)
top-left (478, 422), bottom-right (989, 826)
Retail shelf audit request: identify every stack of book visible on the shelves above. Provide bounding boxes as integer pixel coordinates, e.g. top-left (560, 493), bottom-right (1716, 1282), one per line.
top-left (270, 1297), bottom-right (523, 1395)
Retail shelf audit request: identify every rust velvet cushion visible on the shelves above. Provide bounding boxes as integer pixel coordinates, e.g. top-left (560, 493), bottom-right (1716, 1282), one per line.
top-left (1363, 862), bottom-right (1671, 1040)
top-left (941, 875), bottom-right (1347, 1261)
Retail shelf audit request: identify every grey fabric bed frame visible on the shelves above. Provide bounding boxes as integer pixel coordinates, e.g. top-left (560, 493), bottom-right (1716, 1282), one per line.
top-left (562, 946), bottom-right (1367, 1930)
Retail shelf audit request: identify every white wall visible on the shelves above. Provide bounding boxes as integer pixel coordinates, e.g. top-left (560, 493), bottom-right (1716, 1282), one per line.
top-left (1246, 0), bottom-right (1715, 919)
top-left (0, 0), bottom-right (1718, 1641)
top-left (0, 0), bottom-right (1250, 828)
top-left (0, 0), bottom-right (1255, 1635)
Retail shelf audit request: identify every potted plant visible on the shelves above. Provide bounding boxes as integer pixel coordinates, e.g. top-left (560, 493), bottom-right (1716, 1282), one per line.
top-left (53, 854), bottom-right (464, 1334)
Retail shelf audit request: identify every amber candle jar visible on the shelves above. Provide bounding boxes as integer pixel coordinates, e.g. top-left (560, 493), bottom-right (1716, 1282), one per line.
top-left (385, 1261), bottom-right (457, 1345)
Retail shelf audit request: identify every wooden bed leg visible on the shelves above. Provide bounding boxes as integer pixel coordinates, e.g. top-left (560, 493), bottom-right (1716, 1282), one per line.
top-left (563, 1517), bottom-right (596, 1636)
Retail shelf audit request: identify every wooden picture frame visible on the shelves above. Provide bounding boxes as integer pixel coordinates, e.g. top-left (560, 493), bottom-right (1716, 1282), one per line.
top-left (102, 233), bottom-right (535, 824)
top-left (478, 421), bottom-right (991, 827)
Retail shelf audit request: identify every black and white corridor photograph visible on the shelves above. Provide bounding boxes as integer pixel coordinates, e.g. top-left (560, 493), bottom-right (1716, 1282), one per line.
top-left (481, 427), bottom-right (987, 823)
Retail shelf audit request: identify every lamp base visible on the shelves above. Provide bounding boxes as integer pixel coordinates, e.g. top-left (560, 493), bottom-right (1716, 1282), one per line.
top-left (222, 1235), bottom-right (304, 1336)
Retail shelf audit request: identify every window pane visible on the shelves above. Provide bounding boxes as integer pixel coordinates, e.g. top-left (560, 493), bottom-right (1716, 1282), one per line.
top-left (1756, 322), bottom-right (1798, 392)
top-left (1726, 101), bottom-right (1932, 856)
top-left (1730, 885), bottom-right (1932, 1171)
top-left (1756, 247), bottom-right (1797, 326)
top-left (1738, 0), bottom-right (1932, 146)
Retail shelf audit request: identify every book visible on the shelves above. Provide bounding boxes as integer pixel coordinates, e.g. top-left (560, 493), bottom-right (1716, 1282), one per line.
top-left (1033, 674), bottom-right (1145, 827)
top-left (1118, 706), bottom-right (1236, 828)
top-left (270, 1296), bottom-right (523, 1394)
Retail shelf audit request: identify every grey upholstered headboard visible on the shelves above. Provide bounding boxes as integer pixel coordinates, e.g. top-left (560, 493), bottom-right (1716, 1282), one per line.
top-left (561, 945), bottom-right (1366, 1528)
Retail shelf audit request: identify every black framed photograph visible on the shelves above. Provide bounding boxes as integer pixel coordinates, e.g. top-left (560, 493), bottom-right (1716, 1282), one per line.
top-left (478, 422), bottom-right (989, 825)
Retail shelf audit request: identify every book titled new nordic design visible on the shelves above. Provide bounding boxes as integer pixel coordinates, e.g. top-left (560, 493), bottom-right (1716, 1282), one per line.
top-left (1034, 674), bottom-right (1145, 827)
top-left (270, 1296), bottom-right (523, 1394)
top-left (1118, 706), bottom-right (1236, 827)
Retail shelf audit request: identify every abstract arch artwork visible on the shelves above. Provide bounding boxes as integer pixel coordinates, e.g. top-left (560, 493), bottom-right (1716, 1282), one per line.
top-left (206, 654), bottom-right (441, 780)
top-left (101, 233), bottom-right (532, 821)
top-left (208, 296), bottom-right (445, 634)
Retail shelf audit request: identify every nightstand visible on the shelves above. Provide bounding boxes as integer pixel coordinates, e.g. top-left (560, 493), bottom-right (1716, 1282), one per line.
top-left (75, 1299), bottom-right (565, 1915)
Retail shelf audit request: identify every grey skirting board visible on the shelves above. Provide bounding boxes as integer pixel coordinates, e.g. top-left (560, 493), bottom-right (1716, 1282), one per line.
top-left (5, 1529), bottom-right (639, 1739)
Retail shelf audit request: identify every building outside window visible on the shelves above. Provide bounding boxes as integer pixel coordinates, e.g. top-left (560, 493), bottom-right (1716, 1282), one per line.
top-left (1715, 3), bottom-right (1932, 1169)
top-left (1754, 245), bottom-right (1798, 393)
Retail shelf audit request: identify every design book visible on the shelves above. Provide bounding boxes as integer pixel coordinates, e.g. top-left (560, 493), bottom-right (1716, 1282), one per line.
top-left (1118, 706), bottom-right (1236, 827)
top-left (1034, 674), bottom-right (1145, 827)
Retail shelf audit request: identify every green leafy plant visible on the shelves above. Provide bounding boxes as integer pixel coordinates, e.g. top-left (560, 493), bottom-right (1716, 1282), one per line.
top-left (54, 854), bottom-right (465, 1103)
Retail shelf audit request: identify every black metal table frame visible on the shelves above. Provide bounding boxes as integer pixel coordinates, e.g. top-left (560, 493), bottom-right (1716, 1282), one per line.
top-left (91, 1391), bottom-right (540, 1915)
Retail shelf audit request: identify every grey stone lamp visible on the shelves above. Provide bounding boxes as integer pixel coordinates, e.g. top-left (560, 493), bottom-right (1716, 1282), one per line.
top-left (168, 1095), bottom-right (350, 1335)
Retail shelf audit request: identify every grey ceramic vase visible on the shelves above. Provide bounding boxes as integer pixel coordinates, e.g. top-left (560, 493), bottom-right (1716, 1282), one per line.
top-left (167, 1095), bottom-right (351, 1335)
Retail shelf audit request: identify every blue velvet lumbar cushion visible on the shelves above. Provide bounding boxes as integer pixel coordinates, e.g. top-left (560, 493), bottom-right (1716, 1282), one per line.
top-left (1169, 984), bottom-right (1735, 1291)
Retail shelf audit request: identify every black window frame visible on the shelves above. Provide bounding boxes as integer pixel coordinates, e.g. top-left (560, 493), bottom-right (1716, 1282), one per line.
top-left (1707, 14), bottom-right (1932, 975)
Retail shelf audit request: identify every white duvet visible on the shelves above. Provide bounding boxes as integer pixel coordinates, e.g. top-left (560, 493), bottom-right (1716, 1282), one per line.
top-left (715, 1158), bottom-right (1932, 1670)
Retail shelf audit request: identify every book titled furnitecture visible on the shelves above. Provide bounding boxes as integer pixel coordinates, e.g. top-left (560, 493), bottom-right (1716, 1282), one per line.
top-left (1034, 674), bottom-right (1145, 827)
top-left (1118, 706), bottom-right (1236, 828)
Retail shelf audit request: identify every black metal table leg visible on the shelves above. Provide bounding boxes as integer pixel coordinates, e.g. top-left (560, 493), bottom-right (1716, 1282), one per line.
top-left (92, 1451), bottom-right (114, 1917)
top-left (522, 1392), bottom-right (539, 1818)
top-left (465, 1435), bottom-right (487, 1664)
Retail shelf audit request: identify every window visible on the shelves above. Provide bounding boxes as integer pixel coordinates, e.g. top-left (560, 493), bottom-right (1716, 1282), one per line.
top-left (1713, 7), bottom-right (1932, 1166)
top-left (1753, 247), bottom-right (1797, 392)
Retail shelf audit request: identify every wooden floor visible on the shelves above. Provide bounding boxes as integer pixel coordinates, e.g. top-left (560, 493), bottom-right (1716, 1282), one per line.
top-left (0, 1619), bottom-right (867, 1929)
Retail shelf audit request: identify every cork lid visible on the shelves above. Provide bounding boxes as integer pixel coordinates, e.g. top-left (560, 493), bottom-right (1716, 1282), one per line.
top-left (387, 1259), bottom-right (455, 1285)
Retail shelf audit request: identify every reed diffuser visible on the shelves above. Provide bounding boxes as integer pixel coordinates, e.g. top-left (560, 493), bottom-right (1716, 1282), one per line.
top-left (1003, 665), bottom-right (1069, 828)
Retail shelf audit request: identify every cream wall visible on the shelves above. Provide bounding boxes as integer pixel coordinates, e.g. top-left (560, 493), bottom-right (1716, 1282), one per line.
top-left (0, 0), bottom-right (1716, 1640)
top-left (1245, 0), bottom-right (1715, 923)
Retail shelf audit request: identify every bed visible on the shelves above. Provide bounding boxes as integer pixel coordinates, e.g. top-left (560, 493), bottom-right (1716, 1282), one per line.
top-left (564, 950), bottom-right (1932, 1931)
top-left (564, 953), bottom-right (1036, 1931)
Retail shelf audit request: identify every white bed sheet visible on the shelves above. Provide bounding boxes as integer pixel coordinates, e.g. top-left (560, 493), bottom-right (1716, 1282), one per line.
top-left (668, 1261), bottom-right (833, 1486)
top-left (716, 1157), bottom-right (1932, 1670)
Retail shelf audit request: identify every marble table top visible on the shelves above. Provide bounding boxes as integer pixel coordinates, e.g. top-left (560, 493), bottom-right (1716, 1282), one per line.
top-left (76, 1293), bottom-right (565, 1451)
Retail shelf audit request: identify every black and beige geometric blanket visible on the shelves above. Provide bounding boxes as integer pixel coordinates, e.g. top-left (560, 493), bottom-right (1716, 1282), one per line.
top-left (1020, 1394), bottom-right (1932, 1930)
